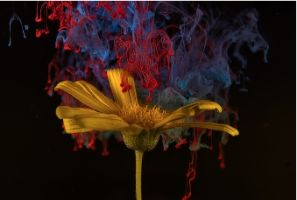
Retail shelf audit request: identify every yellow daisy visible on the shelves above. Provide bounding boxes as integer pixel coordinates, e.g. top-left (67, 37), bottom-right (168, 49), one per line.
top-left (55, 68), bottom-right (239, 200)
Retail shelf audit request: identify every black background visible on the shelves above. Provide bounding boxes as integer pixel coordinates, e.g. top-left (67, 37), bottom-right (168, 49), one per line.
top-left (0, 2), bottom-right (295, 200)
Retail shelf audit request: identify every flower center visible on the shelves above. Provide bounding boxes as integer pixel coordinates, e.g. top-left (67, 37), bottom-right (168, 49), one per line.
top-left (119, 104), bottom-right (166, 129)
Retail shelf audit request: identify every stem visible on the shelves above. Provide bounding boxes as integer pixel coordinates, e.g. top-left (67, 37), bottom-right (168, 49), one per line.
top-left (135, 150), bottom-right (144, 200)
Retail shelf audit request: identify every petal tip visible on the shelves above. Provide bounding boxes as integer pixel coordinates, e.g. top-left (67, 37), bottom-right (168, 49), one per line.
top-left (229, 127), bottom-right (239, 136)
top-left (54, 81), bottom-right (67, 92)
top-left (216, 106), bottom-right (223, 113)
top-left (56, 106), bottom-right (63, 119)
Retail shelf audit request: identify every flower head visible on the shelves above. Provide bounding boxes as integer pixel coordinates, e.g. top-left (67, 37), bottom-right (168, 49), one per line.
top-left (55, 68), bottom-right (238, 151)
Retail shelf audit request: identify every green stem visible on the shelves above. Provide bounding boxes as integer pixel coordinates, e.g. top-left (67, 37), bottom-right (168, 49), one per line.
top-left (135, 150), bottom-right (143, 200)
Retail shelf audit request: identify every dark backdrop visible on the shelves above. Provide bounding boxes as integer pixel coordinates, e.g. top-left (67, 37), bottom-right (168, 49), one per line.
top-left (0, 2), bottom-right (295, 200)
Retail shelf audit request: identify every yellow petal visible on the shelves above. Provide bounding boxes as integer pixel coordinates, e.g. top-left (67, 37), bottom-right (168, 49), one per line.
top-left (161, 122), bottom-right (239, 136)
top-left (63, 119), bottom-right (93, 133)
top-left (55, 81), bottom-right (119, 114)
top-left (56, 106), bottom-right (102, 119)
top-left (56, 106), bottom-right (130, 133)
top-left (107, 68), bottom-right (138, 107)
top-left (75, 80), bottom-right (120, 113)
top-left (175, 100), bottom-right (223, 113)
top-left (154, 100), bottom-right (222, 129)
top-left (62, 116), bottom-right (130, 133)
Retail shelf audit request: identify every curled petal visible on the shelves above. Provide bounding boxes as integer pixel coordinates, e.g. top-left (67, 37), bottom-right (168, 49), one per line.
top-left (161, 122), bottom-right (239, 137)
top-left (154, 100), bottom-right (222, 129)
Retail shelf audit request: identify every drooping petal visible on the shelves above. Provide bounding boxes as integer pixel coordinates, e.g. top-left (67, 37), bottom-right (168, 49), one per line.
top-left (56, 106), bottom-right (130, 133)
top-left (107, 68), bottom-right (139, 107)
top-left (154, 100), bottom-right (223, 129)
top-left (55, 81), bottom-right (119, 113)
top-left (161, 122), bottom-right (239, 136)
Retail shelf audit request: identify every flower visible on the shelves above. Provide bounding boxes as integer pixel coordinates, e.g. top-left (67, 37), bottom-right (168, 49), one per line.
top-left (55, 68), bottom-right (239, 200)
